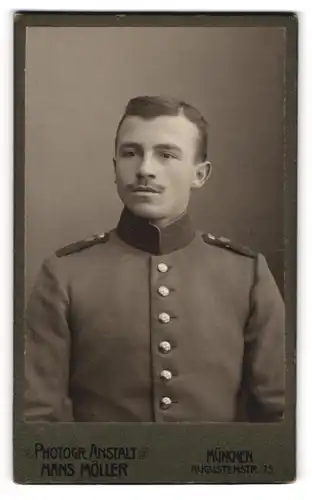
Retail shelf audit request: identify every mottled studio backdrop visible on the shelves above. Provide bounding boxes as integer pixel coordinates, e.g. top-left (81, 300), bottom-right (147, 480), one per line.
top-left (25, 27), bottom-right (285, 298)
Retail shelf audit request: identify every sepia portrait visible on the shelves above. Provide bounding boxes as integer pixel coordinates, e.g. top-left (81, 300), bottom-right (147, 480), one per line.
top-left (14, 13), bottom-right (297, 484)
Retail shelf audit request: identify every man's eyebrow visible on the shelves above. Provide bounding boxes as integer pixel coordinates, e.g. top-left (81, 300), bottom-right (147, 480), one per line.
top-left (118, 142), bottom-right (141, 149)
top-left (154, 143), bottom-right (182, 153)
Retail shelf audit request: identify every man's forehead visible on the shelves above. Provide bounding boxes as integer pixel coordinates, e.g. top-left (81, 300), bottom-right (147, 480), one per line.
top-left (117, 115), bottom-right (199, 147)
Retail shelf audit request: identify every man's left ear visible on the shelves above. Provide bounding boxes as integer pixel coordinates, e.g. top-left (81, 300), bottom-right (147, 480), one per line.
top-left (192, 161), bottom-right (212, 189)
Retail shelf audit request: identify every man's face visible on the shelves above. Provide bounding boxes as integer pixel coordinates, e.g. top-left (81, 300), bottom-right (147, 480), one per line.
top-left (114, 114), bottom-right (210, 226)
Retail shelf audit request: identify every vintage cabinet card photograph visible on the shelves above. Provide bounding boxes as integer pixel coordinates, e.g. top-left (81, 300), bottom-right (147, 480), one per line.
top-left (13, 12), bottom-right (297, 484)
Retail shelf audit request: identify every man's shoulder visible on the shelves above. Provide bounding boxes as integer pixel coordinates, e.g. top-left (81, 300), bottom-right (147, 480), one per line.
top-left (55, 232), bottom-right (111, 258)
top-left (54, 230), bottom-right (257, 259)
top-left (201, 233), bottom-right (257, 259)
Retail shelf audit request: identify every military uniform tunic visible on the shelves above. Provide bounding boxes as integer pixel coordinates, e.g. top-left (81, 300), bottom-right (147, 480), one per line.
top-left (24, 208), bottom-right (285, 422)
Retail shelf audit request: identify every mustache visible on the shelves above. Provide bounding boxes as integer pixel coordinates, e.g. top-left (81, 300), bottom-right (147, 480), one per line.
top-left (128, 182), bottom-right (165, 194)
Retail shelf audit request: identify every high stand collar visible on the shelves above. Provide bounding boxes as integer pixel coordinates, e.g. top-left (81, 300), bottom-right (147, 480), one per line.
top-left (116, 207), bottom-right (195, 255)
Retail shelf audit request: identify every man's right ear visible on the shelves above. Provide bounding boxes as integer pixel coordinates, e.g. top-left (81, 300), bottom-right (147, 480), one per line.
top-left (191, 160), bottom-right (212, 189)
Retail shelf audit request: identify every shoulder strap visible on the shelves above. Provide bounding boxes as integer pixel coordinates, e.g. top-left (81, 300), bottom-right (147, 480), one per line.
top-left (202, 233), bottom-right (257, 258)
top-left (56, 232), bottom-right (110, 257)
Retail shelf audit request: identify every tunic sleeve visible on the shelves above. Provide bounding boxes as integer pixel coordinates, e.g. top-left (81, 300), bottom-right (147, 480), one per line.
top-left (243, 253), bottom-right (286, 422)
top-left (24, 256), bottom-right (74, 422)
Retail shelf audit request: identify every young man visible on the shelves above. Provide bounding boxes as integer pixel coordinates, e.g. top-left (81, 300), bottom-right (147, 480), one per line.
top-left (24, 96), bottom-right (285, 423)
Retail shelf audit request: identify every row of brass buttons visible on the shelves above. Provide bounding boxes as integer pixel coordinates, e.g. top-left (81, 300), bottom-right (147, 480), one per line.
top-left (158, 262), bottom-right (172, 409)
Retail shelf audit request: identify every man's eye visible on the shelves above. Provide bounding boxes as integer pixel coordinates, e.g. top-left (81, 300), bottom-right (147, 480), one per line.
top-left (121, 150), bottom-right (136, 158)
top-left (159, 151), bottom-right (177, 160)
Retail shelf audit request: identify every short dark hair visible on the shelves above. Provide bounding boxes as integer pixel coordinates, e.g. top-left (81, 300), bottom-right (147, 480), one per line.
top-left (115, 96), bottom-right (208, 162)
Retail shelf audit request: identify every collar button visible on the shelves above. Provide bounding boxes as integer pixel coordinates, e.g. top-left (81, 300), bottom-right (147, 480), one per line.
top-left (158, 263), bottom-right (168, 273)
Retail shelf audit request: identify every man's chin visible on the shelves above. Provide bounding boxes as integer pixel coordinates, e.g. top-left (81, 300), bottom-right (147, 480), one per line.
top-left (126, 203), bottom-right (164, 221)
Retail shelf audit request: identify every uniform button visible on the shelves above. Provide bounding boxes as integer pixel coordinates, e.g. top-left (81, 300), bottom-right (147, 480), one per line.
top-left (158, 312), bottom-right (170, 324)
top-left (160, 369), bottom-right (173, 381)
top-left (160, 396), bottom-right (172, 409)
top-left (159, 341), bottom-right (172, 353)
top-left (158, 263), bottom-right (168, 273)
top-left (158, 286), bottom-right (170, 297)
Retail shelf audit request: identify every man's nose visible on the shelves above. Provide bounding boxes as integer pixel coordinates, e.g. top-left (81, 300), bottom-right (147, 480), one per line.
top-left (136, 153), bottom-right (156, 179)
